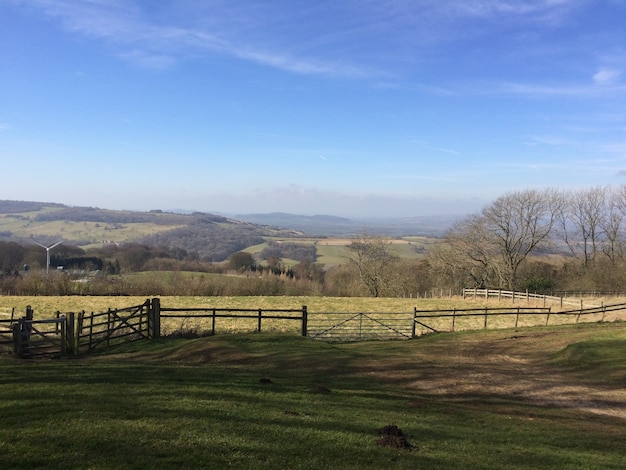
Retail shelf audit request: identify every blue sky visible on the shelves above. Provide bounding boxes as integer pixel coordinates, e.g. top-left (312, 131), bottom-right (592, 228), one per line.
top-left (2, 1), bottom-right (626, 218)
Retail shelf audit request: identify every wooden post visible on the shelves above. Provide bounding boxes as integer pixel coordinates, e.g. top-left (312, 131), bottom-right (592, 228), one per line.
top-left (59, 315), bottom-right (66, 355)
top-left (411, 307), bottom-right (417, 338)
top-left (66, 312), bottom-right (75, 355)
top-left (545, 310), bottom-right (550, 326)
top-left (257, 309), bottom-right (262, 333)
top-left (106, 308), bottom-right (112, 347)
top-left (484, 307), bottom-right (488, 329)
top-left (515, 307), bottom-right (520, 329)
top-left (301, 305), bottom-right (308, 337)
top-left (451, 308), bottom-right (456, 332)
top-left (88, 310), bottom-right (94, 351)
top-left (12, 323), bottom-right (22, 357)
top-left (77, 311), bottom-right (85, 354)
top-left (150, 298), bottom-right (161, 338)
top-left (211, 309), bottom-right (216, 335)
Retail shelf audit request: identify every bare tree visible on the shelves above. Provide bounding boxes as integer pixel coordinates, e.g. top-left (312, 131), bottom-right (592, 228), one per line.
top-left (481, 189), bottom-right (560, 289)
top-left (429, 214), bottom-right (496, 289)
top-left (346, 233), bottom-right (399, 297)
top-left (600, 187), bottom-right (625, 264)
top-left (557, 186), bottom-right (607, 267)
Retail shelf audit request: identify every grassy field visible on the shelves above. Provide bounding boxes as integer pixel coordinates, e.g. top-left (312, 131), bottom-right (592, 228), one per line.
top-left (1, 322), bottom-right (625, 468)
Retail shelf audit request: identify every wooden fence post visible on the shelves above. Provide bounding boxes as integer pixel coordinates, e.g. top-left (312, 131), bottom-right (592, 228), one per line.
top-left (257, 309), bottom-right (262, 333)
top-left (484, 307), bottom-right (488, 329)
top-left (211, 309), bottom-right (216, 336)
top-left (12, 322), bottom-right (22, 357)
top-left (106, 308), bottom-right (112, 348)
top-left (59, 315), bottom-right (66, 355)
top-left (411, 307), bottom-right (417, 338)
top-left (451, 308), bottom-right (456, 332)
top-left (515, 307), bottom-right (520, 329)
top-left (66, 311), bottom-right (75, 355)
top-left (150, 298), bottom-right (161, 339)
top-left (301, 305), bottom-right (308, 337)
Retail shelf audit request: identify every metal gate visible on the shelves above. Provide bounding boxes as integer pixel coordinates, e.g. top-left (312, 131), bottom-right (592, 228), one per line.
top-left (307, 312), bottom-right (414, 342)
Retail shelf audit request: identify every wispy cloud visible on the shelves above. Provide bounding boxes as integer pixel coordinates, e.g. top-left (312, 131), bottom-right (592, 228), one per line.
top-left (593, 67), bottom-right (622, 85)
top-left (15, 0), bottom-right (375, 78)
top-left (410, 139), bottom-right (460, 156)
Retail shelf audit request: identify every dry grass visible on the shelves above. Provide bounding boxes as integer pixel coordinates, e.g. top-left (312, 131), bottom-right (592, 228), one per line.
top-left (3, 295), bottom-right (625, 340)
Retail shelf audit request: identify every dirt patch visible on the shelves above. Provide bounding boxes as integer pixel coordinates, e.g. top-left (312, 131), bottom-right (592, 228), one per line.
top-left (364, 326), bottom-right (626, 420)
top-left (376, 425), bottom-right (413, 449)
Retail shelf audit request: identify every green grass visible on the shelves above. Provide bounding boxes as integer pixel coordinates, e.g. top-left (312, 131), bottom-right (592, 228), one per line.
top-left (1, 324), bottom-right (626, 468)
top-left (551, 338), bottom-right (626, 385)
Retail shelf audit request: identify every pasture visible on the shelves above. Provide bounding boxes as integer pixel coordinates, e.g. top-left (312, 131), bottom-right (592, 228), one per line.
top-left (1, 322), bottom-right (625, 468)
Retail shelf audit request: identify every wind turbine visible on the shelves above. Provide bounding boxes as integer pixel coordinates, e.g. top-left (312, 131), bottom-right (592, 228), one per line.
top-left (34, 240), bottom-right (63, 274)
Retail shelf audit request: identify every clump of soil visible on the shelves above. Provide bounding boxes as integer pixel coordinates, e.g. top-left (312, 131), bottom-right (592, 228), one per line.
top-left (376, 424), bottom-right (413, 449)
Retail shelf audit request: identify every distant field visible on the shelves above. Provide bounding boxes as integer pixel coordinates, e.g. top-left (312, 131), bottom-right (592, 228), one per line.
top-left (249, 236), bottom-right (437, 267)
top-left (0, 211), bottom-right (182, 246)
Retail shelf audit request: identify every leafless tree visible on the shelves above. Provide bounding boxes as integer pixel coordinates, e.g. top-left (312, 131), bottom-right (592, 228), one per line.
top-left (429, 214), bottom-right (496, 289)
top-left (346, 233), bottom-right (399, 297)
top-left (481, 188), bottom-right (561, 289)
top-left (557, 186), bottom-right (607, 267)
top-left (600, 187), bottom-right (625, 264)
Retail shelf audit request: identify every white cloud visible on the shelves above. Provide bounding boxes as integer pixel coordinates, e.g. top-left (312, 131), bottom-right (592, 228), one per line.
top-left (593, 67), bottom-right (622, 85)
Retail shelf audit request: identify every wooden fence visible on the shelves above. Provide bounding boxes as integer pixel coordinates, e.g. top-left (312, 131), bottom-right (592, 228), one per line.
top-left (0, 307), bottom-right (16, 349)
top-left (462, 288), bottom-right (594, 308)
top-left (2, 298), bottom-right (626, 355)
top-left (155, 300), bottom-right (307, 338)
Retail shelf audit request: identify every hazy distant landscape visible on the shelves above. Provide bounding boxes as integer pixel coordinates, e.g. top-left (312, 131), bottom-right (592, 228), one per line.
top-left (0, 199), bottom-right (451, 260)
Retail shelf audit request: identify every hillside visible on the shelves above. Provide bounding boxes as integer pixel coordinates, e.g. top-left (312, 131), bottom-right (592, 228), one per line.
top-left (0, 200), bottom-right (449, 263)
top-left (0, 200), bottom-right (295, 261)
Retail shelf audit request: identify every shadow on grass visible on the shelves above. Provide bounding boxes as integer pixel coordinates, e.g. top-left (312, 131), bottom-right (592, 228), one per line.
top-left (2, 328), bottom-right (626, 468)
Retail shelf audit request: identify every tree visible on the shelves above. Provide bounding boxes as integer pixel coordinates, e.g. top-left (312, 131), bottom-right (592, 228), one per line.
top-left (228, 251), bottom-right (255, 271)
top-left (556, 186), bottom-right (607, 267)
top-left (346, 234), bottom-right (398, 297)
top-left (429, 214), bottom-right (496, 289)
top-left (0, 241), bottom-right (26, 274)
top-left (602, 186), bottom-right (626, 264)
top-left (482, 189), bottom-right (560, 289)
top-left (434, 189), bottom-right (561, 290)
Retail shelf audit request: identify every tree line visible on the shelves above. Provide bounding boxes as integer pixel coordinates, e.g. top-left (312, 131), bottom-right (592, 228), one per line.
top-left (2, 186), bottom-right (626, 297)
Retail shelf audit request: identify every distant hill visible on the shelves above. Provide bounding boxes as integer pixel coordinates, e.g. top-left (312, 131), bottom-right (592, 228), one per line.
top-left (0, 200), bottom-right (290, 261)
top-left (237, 212), bottom-right (457, 237)
top-left (0, 200), bottom-right (454, 261)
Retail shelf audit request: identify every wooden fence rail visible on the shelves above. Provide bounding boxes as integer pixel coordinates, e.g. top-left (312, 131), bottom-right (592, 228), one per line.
top-left (2, 299), bottom-right (626, 355)
top-left (158, 303), bottom-right (308, 337)
top-left (462, 288), bottom-right (592, 308)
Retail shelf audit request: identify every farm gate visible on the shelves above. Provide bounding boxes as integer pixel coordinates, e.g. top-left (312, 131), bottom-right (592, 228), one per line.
top-left (307, 312), bottom-right (414, 342)
top-left (1, 301), bottom-right (155, 357)
top-left (73, 300), bottom-right (153, 353)
top-left (4, 306), bottom-right (71, 358)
